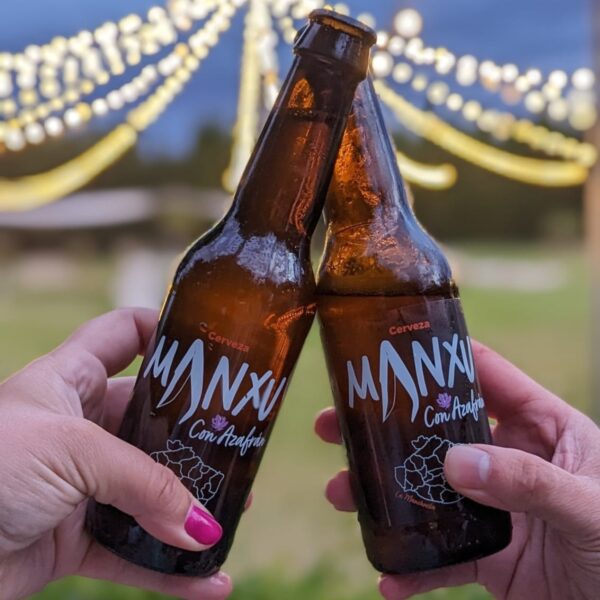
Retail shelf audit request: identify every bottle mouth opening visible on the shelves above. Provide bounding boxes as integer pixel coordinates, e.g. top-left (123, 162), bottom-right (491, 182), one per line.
top-left (308, 9), bottom-right (377, 45)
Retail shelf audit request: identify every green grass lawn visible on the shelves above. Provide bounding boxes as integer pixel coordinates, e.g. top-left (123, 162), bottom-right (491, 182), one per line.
top-left (0, 243), bottom-right (589, 600)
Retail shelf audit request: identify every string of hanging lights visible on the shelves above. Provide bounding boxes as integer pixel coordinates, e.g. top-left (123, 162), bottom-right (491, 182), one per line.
top-left (0, 0), bottom-right (244, 209)
top-left (0, 0), bottom-right (596, 211)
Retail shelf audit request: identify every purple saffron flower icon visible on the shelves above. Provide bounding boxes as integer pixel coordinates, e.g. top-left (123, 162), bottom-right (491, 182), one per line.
top-left (211, 414), bottom-right (229, 432)
top-left (436, 392), bottom-right (452, 410)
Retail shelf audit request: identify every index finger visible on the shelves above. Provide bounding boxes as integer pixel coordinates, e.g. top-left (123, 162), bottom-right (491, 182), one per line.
top-left (472, 340), bottom-right (570, 422)
top-left (50, 307), bottom-right (158, 404)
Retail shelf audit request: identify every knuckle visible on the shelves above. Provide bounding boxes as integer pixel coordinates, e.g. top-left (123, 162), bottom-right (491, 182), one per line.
top-left (514, 456), bottom-right (545, 498)
top-left (150, 464), bottom-right (187, 513)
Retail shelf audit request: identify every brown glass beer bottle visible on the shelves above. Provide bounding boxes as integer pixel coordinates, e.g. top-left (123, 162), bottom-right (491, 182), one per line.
top-left (86, 11), bottom-right (375, 577)
top-left (317, 79), bottom-right (512, 574)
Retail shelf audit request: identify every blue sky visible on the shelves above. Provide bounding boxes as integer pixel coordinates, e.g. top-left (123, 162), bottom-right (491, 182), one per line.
top-left (0, 1), bottom-right (593, 159)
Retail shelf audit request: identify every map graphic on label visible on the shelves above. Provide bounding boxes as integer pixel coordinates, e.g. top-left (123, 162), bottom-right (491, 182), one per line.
top-left (394, 435), bottom-right (463, 505)
top-left (151, 440), bottom-right (225, 504)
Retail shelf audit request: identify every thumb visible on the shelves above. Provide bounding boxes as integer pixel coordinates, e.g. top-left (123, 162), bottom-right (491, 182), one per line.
top-left (445, 444), bottom-right (598, 537)
top-left (67, 420), bottom-right (222, 551)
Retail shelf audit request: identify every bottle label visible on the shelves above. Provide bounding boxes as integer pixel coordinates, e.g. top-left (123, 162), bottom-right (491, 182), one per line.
top-left (318, 296), bottom-right (492, 521)
top-left (123, 302), bottom-right (317, 508)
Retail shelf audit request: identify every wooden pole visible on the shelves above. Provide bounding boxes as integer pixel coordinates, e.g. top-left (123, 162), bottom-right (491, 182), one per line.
top-left (584, 1), bottom-right (600, 422)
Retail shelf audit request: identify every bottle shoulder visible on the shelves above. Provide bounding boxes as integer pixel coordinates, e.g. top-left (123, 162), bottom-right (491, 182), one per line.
top-left (317, 221), bottom-right (456, 296)
top-left (174, 216), bottom-right (314, 289)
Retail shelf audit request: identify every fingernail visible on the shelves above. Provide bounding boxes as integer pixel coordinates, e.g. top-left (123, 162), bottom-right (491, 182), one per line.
top-left (184, 505), bottom-right (223, 546)
top-left (379, 576), bottom-right (394, 600)
top-left (445, 445), bottom-right (491, 488)
top-left (208, 571), bottom-right (232, 589)
top-left (201, 571), bottom-right (233, 600)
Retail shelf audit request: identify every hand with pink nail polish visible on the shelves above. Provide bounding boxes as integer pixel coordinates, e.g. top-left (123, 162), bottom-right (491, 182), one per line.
top-left (315, 340), bottom-right (600, 600)
top-left (0, 308), bottom-right (232, 600)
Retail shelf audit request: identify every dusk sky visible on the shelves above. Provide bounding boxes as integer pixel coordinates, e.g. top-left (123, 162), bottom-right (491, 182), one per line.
top-left (0, 1), bottom-right (593, 159)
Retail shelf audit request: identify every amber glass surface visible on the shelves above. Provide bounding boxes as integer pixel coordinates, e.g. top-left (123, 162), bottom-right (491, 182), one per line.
top-left (86, 11), bottom-right (375, 577)
top-left (317, 79), bottom-right (511, 574)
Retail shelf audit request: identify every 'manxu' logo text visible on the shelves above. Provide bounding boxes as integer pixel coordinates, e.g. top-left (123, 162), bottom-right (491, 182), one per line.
top-left (346, 334), bottom-right (475, 423)
top-left (144, 336), bottom-right (286, 424)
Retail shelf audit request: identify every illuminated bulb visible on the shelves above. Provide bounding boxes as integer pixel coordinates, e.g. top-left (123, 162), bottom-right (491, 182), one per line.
top-left (121, 83), bottom-right (138, 103)
top-left (0, 71), bottom-right (12, 97)
top-left (524, 68), bottom-right (542, 86)
top-left (479, 60), bottom-right (496, 77)
top-left (50, 98), bottom-right (64, 111)
top-left (95, 22), bottom-right (118, 45)
top-left (82, 50), bottom-right (102, 78)
top-left (376, 31), bottom-right (389, 48)
top-left (542, 83), bottom-right (560, 101)
top-left (64, 108), bottom-right (82, 127)
top-left (462, 100), bottom-right (482, 121)
top-left (142, 65), bottom-right (158, 82)
top-left (569, 104), bottom-right (597, 131)
top-left (19, 110), bottom-right (35, 125)
top-left (107, 90), bottom-right (125, 110)
top-left (545, 132), bottom-right (563, 154)
top-left (371, 51), bottom-right (393, 77)
top-left (5, 127), bottom-right (25, 151)
top-left (79, 80), bottom-right (94, 95)
top-left (480, 63), bottom-right (502, 87)
top-left (412, 74), bottom-right (428, 91)
top-left (17, 71), bottom-right (36, 89)
top-left (109, 61), bottom-right (126, 76)
top-left (549, 70), bottom-right (568, 89)
top-left (148, 6), bottom-right (167, 23)
top-left (515, 76), bottom-right (530, 93)
top-left (64, 88), bottom-right (80, 103)
top-left (548, 98), bottom-right (569, 121)
top-left (446, 93), bottom-right (463, 111)
top-left (427, 81), bottom-right (449, 105)
top-left (575, 144), bottom-right (598, 167)
top-left (524, 91), bottom-right (545, 113)
top-left (387, 36), bottom-right (405, 56)
top-left (134, 78), bottom-right (147, 94)
top-left (502, 63), bottom-right (519, 83)
top-left (476, 110), bottom-right (496, 132)
top-left (95, 71), bottom-right (110, 85)
top-left (2, 99), bottom-right (17, 116)
top-left (92, 98), bottom-right (109, 116)
top-left (119, 14), bottom-right (142, 34)
top-left (394, 9), bottom-right (423, 38)
top-left (435, 51), bottom-right (455, 75)
top-left (127, 51), bottom-right (142, 66)
top-left (24, 122), bottom-right (44, 144)
top-left (19, 89), bottom-right (38, 106)
top-left (24, 45), bottom-right (42, 63)
top-left (392, 62), bottom-right (413, 83)
top-left (357, 13), bottom-right (376, 29)
top-left (142, 41), bottom-right (160, 55)
top-left (456, 55), bottom-right (478, 86)
top-left (492, 115), bottom-right (514, 141)
top-left (44, 116), bottom-right (64, 136)
top-left (0, 53), bottom-right (13, 70)
top-left (333, 3), bottom-right (349, 16)
top-left (184, 55), bottom-right (200, 70)
top-left (35, 105), bottom-right (50, 119)
top-left (404, 38), bottom-right (423, 61)
top-left (421, 47), bottom-right (435, 65)
top-left (78, 30), bottom-right (94, 47)
top-left (572, 67), bottom-right (595, 91)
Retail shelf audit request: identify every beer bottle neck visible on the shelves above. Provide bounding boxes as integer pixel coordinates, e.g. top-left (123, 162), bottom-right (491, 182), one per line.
top-left (324, 78), bottom-right (416, 235)
top-left (228, 56), bottom-right (360, 245)
top-left (320, 78), bottom-right (455, 296)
